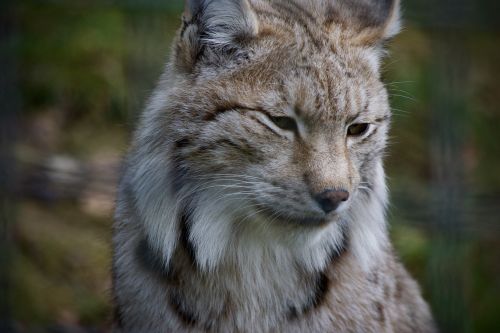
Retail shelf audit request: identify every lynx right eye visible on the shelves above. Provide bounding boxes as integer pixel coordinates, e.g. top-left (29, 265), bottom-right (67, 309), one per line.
top-left (347, 123), bottom-right (370, 137)
top-left (268, 116), bottom-right (298, 132)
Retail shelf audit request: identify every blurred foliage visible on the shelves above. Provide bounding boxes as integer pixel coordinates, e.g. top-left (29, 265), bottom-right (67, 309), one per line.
top-left (5, 0), bottom-right (500, 332)
top-left (12, 202), bottom-right (111, 328)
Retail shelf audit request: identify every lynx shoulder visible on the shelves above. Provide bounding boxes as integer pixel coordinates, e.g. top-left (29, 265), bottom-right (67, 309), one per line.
top-left (112, 0), bottom-right (437, 332)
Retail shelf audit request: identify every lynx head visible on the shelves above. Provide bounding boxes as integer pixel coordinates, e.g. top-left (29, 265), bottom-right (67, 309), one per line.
top-left (129, 0), bottom-right (400, 271)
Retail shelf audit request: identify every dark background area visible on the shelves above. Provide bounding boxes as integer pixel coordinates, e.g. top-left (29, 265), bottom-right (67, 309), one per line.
top-left (1, 0), bottom-right (499, 332)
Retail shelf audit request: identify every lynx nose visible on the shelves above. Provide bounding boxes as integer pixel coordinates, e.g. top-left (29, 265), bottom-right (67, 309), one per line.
top-left (314, 189), bottom-right (349, 214)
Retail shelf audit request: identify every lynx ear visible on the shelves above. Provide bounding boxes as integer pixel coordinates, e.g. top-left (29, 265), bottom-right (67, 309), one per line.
top-left (175, 0), bottom-right (259, 72)
top-left (327, 0), bottom-right (400, 45)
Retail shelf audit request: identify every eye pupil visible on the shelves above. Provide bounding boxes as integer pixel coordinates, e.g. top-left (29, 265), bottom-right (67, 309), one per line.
top-left (270, 116), bottom-right (298, 132)
top-left (347, 123), bottom-right (369, 136)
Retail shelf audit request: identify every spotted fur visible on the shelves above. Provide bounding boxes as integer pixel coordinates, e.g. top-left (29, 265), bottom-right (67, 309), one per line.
top-left (112, 0), bottom-right (436, 332)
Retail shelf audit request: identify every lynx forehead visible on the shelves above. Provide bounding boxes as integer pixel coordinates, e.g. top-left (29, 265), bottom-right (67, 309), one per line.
top-left (112, 0), bottom-right (436, 332)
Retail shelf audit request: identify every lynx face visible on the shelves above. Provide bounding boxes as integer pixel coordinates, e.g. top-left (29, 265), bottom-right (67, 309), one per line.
top-left (164, 0), bottom-right (394, 231)
top-left (172, 55), bottom-right (389, 228)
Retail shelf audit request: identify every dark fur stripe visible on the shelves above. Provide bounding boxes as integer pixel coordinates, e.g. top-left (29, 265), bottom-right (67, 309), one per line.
top-left (175, 137), bottom-right (191, 149)
top-left (180, 211), bottom-right (198, 267)
top-left (374, 301), bottom-right (386, 324)
top-left (113, 305), bottom-right (125, 329)
top-left (170, 146), bottom-right (190, 194)
top-left (199, 138), bottom-right (246, 152)
top-left (287, 224), bottom-right (348, 320)
top-left (287, 272), bottom-right (331, 320)
top-left (135, 238), bottom-right (173, 279)
top-left (203, 103), bottom-right (250, 121)
top-left (312, 272), bottom-right (330, 308)
top-left (203, 103), bottom-right (269, 121)
top-left (169, 291), bottom-right (198, 327)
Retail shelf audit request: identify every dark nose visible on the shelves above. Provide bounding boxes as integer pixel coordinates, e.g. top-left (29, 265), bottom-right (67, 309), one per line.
top-left (314, 189), bottom-right (349, 214)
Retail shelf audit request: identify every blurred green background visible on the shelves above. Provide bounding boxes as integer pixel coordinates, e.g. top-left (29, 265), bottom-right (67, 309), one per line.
top-left (1, 0), bottom-right (499, 332)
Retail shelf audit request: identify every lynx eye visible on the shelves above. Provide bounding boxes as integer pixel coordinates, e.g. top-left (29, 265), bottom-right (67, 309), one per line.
top-left (347, 123), bottom-right (370, 137)
top-left (268, 116), bottom-right (298, 132)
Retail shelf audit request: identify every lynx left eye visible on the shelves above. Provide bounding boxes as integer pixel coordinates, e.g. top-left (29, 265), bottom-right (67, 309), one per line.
top-left (347, 123), bottom-right (370, 136)
top-left (269, 116), bottom-right (298, 132)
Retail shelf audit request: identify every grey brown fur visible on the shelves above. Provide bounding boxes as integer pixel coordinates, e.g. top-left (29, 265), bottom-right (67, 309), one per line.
top-left (112, 0), bottom-right (437, 332)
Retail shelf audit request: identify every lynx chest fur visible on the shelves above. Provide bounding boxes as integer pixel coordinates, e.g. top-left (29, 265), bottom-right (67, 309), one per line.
top-left (112, 0), bottom-right (436, 332)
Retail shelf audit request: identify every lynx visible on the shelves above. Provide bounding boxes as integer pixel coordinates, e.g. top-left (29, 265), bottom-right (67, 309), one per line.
top-left (112, 0), bottom-right (436, 332)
